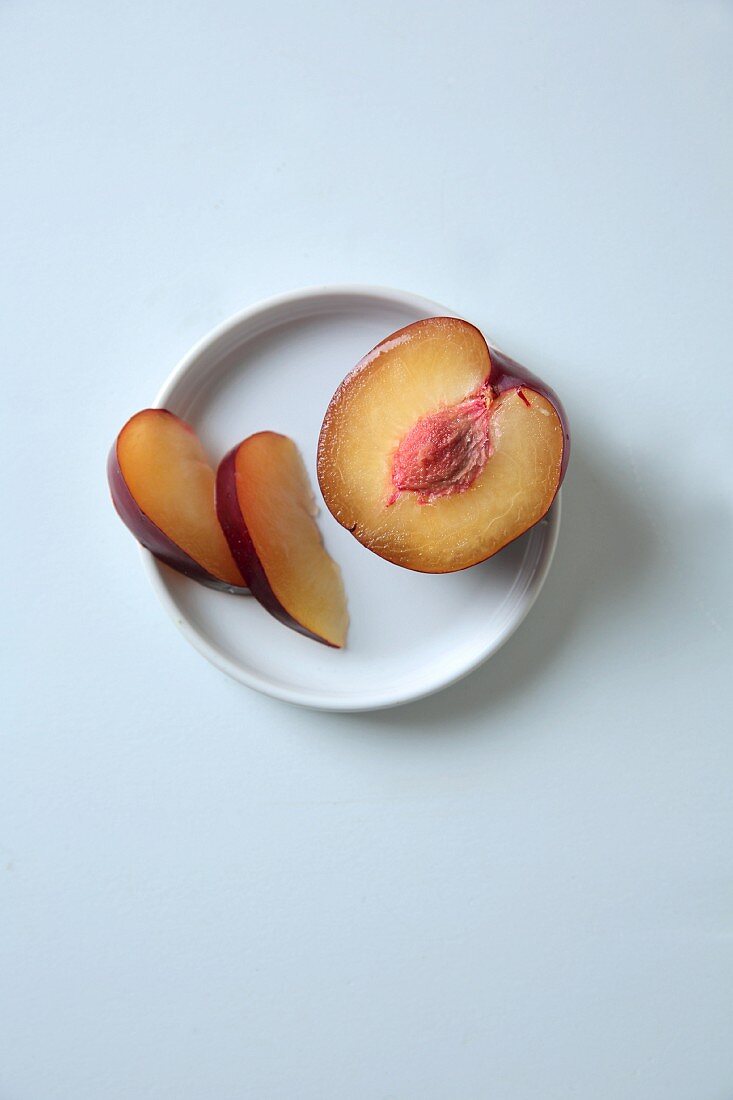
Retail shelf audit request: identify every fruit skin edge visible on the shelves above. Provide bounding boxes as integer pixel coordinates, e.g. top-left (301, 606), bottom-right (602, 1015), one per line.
top-left (107, 431), bottom-right (250, 595)
top-left (321, 487), bottom-right (563, 577)
top-left (486, 340), bottom-right (570, 482)
top-left (317, 319), bottom-right (570, 574)
top-left (216, 445), bottom-right (341, 648)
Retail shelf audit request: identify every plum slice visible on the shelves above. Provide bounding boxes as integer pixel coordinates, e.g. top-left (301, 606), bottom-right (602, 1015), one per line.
top-left (217, 432), bottom-right (348, 648)
top-left (108, 409), bottom-right (247, 591)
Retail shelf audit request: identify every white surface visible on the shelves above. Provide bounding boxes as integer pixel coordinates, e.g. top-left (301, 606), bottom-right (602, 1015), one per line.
top-left (1, 1), bottom-right (732, 1097)
top-left (147, 285), bottom-right (560, 710)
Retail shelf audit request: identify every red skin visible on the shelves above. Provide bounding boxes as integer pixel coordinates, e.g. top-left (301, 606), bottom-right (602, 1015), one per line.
top-left (107, 420), bottom-right (248, 594)
top-left (216, 441), bottom-right (338, 647)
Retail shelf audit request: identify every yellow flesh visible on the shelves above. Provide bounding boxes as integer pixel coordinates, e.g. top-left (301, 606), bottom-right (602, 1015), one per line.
top-left (236, 434), bottom-right (348, 647)
top-left (319, 321), bottom-right (564, 572)
top-left (119, 410), bottom-right (245, 586)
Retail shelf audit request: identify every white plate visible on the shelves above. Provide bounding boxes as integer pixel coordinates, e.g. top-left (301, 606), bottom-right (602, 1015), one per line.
top-left (143, 286), bottom-right (560, 711)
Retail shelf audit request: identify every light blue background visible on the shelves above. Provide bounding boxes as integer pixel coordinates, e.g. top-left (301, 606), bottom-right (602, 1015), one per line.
top-left (2, 2), bottom-right (732, 1097)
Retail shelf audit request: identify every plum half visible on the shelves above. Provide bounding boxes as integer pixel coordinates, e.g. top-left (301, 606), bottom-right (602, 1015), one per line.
top-left (217, 432), bottom-right (348, 648)
top-left (108, 409), bottom-right (247, 591)
top-left (317, 317), bottom-right (569, 573)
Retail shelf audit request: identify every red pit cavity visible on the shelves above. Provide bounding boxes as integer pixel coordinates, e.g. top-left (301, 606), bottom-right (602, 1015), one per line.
top-left (390, 396), bottom-right (491, 505)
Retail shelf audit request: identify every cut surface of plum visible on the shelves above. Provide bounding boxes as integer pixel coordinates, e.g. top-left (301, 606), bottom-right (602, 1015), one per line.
top-left (109, 408), bottom-right (247, 590)
top-left (217, 432), bottom-right (348, 647)
top-left (317, 317), bottom-right (569, 573)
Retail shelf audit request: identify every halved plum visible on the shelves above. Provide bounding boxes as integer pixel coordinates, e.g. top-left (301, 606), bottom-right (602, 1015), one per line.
top-left (108, 409), bottom-right (247, 591)
top-left (317, 317), bottom-right (569, 573)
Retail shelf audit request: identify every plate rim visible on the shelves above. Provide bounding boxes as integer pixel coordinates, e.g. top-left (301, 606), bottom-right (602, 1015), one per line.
top-left (141, 284), bottom-right (562, 712)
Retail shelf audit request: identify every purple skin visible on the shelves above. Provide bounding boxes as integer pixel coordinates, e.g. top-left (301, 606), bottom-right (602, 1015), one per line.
top-left (107, 443), bottom-right (248, 594)
top-left (216, 444), bottom-right (338, 647)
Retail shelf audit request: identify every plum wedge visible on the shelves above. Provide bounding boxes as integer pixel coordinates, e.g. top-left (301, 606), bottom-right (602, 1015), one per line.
top-left (217, 432), bottom-right (348, 648)
top-left (108, 409), bottom-right (247, 591)
top-left (317, 317), bottom-right (569, 573)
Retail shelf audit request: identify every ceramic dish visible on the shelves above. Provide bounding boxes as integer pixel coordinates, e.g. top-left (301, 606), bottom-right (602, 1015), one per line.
top-left (143, 286), bottom-right (560, 711)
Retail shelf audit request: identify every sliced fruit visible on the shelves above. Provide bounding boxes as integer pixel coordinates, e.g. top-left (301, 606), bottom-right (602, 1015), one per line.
top-left (317, 317), bottom-right (570, 573)
top-left (108, 408), bottom-right (247, 591)
top-left (217, 432), bottom-right (348, 647)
